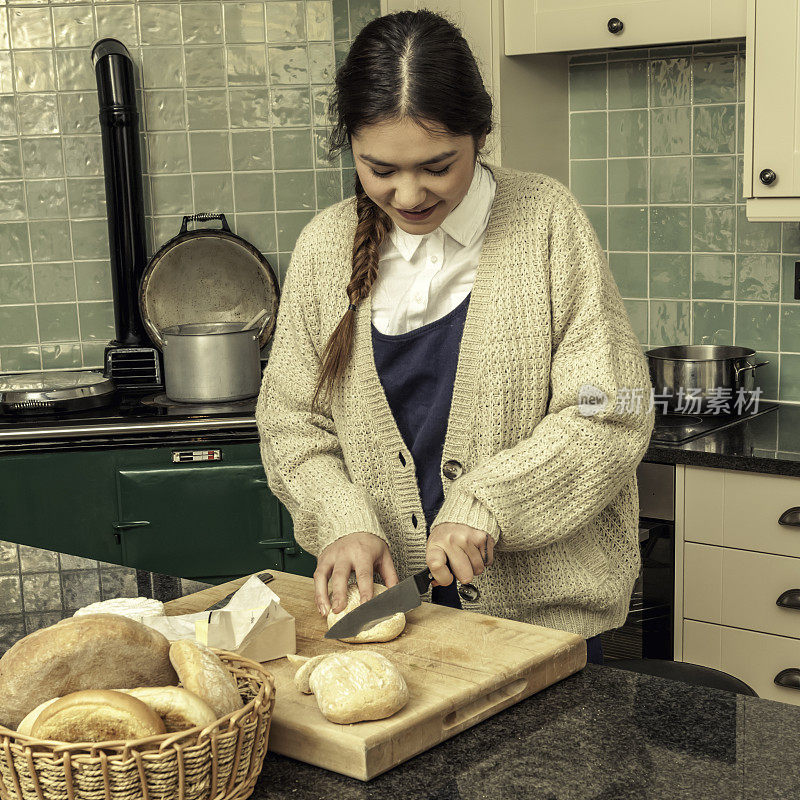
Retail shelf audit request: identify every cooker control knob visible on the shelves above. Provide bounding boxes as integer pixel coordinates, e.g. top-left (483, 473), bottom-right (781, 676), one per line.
top-left (759, 168), bottom-right (777, 186)
top-left (607, 17), bottom-right (624, 34)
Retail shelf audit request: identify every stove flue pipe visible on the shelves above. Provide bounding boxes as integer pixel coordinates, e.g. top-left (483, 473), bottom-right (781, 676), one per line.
top-left (92, 38), bottom-right (149, 347)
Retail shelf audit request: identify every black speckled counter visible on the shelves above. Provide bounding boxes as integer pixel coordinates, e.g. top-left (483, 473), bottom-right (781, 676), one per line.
top-left (249, 664), bottom-right (800, 800)
top-left (646, 403), bottom-right (800, 477)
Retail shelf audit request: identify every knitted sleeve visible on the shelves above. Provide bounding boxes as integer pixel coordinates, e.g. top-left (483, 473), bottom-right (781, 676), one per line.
top-left (255, 226), bottom-right (388, 557)
top-left (431, 186), bottom-right (654, 551)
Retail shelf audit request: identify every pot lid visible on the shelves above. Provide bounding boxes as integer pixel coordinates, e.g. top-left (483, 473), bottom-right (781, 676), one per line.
top-left (140, 214), bottom-right (279, 350)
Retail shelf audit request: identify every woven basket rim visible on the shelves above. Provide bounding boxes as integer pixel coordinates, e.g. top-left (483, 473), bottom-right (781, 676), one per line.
top-left (0, 648), bottom-right (275, 756)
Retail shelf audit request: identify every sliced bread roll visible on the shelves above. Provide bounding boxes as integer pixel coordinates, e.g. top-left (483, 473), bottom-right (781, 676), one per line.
top-left (169, 641), bottom-right (243, 719)
top-left (0, 614), bottom-right (178, 730)
top-left (16, 698), bottom-right (59, 737)
top-left (30, 690), bottom-right (166, 743)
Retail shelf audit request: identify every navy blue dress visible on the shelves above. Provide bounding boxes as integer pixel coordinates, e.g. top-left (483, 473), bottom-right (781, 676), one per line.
top-left (371, 292), bottom-right (472, 608)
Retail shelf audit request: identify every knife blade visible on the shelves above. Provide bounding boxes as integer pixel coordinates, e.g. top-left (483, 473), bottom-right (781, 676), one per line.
top-left (324, 568), bottom-right (433, 640)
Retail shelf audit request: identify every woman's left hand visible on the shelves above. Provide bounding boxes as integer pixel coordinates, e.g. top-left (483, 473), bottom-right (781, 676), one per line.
top-left (427, 522), bottom-right (495, 587)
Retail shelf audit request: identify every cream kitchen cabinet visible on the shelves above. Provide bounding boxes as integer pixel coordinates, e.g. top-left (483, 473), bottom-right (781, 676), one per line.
top-left (504, 0), bottom-right (745, 55)
top-left (677, 464), bottom-right (800, 705)
top-left (743, 0), bottom-right (800, 221)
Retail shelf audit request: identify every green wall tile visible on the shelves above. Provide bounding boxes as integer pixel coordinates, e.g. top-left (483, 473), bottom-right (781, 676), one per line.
top-left (609, 252), bottom-right (647, 297)
top-left (37, 303), bottom-right (79, 343)
top-left (33, 262), bottom-right (75, 303)
top-left (692, 206), bottom-right (735, 252)
top-left (81, 342), bottom-right (105, 369)
top-left (234, 172), bottom-right (275, 212)
top-left (192, 173), bottom-right (233, 212)
top-left (63, 136), bottom-right (102, 177)
top-left (315, 170), bottom-right (342, 208)
top-left (53, 6), bottom-right (96, 48)
top-left (41, 343), bottom-right (82, 370)
top-left (21, 138), bottom-right (63, 178)
top-left (692, 55), bottom-right (737, 104)
top-left (13, 50), bottom-right (55, 92)
top-left (693, 105), bottom-right (736, 154)
top-left (349, 0), bottom-right (381, 35)
top-left (275, 171), bottom-right (314, 211)
top-left (140, 4), bottom-right (182, 46)
top-left (0, 305), bottom-right (37, 346)
top-left (737, 254), bottom-right (780, 301)
top-left (752, 352), bottom-right (778, 400)
top-left (30, 221), bottom-right (70, 263)
top-left (608, 158), bottom-right (647, 204)
top-left (184, 46), bottom-right (225, 87)
top-left (271, 87), bottom-right (311, 127)
top-left (228, 87), bottom-right (270, 128)
top-left (608, 110), bottom-right (647, 157)
top-left (332, 0), bottom-right (349, 41)
top-left (779, 355), bottom-right (800, 402)
top-left (650, 206), bottom-right (690, 252)
top-left (150, 175), bottom-right (193, 216)
top-left (144, 90), bottom-right (186, 131)
top-left (269, 45), bottom-right (309, 85)
top-left (583, 206), bottom-right (606, 250)
top-left (190, 132), bottom-right (231, 172)
top-left (147, 132), bottom-right (190, 174)
top-left (0, 264), bottom-right (33, 305)
top-left (609, 206), bottom-right (647, 251)
top-left (77, 301), bottom-right (114, 341)
top-left (569, 63), bottom-right (606, 111)
top-left (623, 299), bottom-right (648, 343)
top-left (234, 212), bottom-right (277, 253)
top-left (0, 140), bottom-right (21, 180)
top-left (782, 257), bottom-right (800, 304)
top-left (228, 45), bottom-right (268, 85)
top-left (0, 223), bottom-right (31, 265)
top-left (692, 301), bottom-right (733, 345)
top-left (650, 58), bottom-right (690, 106)
top-left (95, 6), bottom-right (138, 46)
top-left (570, 112), bottom-right (606, 159)
top-left (181, 2), bottom-right (223, 44)
top-left (66, 178), bottom-right (106, 219)
top-left (649, 300), bottom-right (690, 346)
top-left (693, 156), bottom-right (736, 204)
top-left (56, 50), bottom-right (97, 93)
top-left (735, 303), bottom-right (779, 350)
top-left (224, 3), bottom-right (265, 43)
top-left (781, 306), bottom-right (800, 352)
top-left (186, 89), bottom-right (228, 130)
top-left (782, 222), bottom-right (800, 253)
top-left (0, 97), bottom-right (17, 137)
top-left (650, 157), bottom-right (690, 203)
top-left (267, 1), bottom-right (305, 43)
top-left (273, 128), bottom-right (312, 168)
top-left (70, 220), bottom-right (108, 261)
top-left (650, 253), bottom-right (690, 299)
top-left (608, 61), bottom-right (647, 109)
top-left (571, 160), bottom-right (606, 206)
top-left (232, 130), bottom-right (272, 170)
top-left (306, 1), bottom-right (333, 40)
top-left (0, 181), bottom-right (25, 221)
top-left (19, 95), bottom-right (59, 136)
top-left (693, 254), bottom-right (735, 299)
top-left (9, 7), bottom-right (51, 50)
top-left (737, 206), bottom-right (781, 253)
top-left (75, 261), bottom-right (112, 302)
top-left (309, 43), bottom-right (335, 84)
top-left (277, 210), bottom-right (314, 251)
top-left (0, 345), bottom-right (41, 372)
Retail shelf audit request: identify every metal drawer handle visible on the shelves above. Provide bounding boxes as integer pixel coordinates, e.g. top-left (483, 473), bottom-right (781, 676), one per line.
top-left (778, 507), bottom-right (800, 527)
top-left (112, 521), bottom-right (151, 531)
top-left (777, 589), bottom-right (800, 610)
top-left (774, 668), bottom-right (800, 690)
top-left (257, 538), bottom-right (297, 555)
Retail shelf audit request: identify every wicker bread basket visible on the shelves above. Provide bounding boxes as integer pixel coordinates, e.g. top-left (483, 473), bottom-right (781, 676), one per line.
top-left (0, 649), bottom-right (275, 800)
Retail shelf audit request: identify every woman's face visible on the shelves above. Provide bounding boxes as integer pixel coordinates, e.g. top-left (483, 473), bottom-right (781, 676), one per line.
top-left (351, 117), bottom-right (482, 235)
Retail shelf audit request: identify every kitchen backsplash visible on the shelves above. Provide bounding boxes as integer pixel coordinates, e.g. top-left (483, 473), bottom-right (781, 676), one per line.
top-left (0, 0), bottom-right (378, 374)
top-left (569, 40), bottom-right (800, 404)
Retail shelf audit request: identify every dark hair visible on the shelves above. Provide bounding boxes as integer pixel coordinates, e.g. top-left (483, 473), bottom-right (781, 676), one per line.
top-left (312, 10), bottom-right (493, 413)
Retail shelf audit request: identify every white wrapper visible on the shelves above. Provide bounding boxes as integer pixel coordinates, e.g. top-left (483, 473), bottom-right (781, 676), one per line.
top-left (141, 574), bottom-right (296, 662)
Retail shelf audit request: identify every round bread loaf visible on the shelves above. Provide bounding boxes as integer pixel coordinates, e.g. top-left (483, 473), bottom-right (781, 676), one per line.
top-left (0, 614), bottom-right (178, 730)
top-left (169, 641), bottom-right (243, 719)
top-left (327, 584), bottom-right (406, 644)
top-left (30, 690), bottom-right (166, 743)
top-left (119, 686), bottom-right (217, 732)
top-left (16, 698), bottom-right (59, 737)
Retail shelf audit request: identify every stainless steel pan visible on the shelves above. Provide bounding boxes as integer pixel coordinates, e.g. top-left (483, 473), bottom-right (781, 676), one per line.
top-left (646, 345), bottom-right (769, 413)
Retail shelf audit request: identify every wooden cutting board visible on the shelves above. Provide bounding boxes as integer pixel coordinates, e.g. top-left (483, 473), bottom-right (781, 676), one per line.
top-left (164, 571), bottom-right (586, 781)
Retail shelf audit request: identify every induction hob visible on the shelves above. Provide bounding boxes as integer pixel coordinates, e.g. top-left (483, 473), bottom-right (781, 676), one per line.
top-left (650, 401), bottom-right (780, 445)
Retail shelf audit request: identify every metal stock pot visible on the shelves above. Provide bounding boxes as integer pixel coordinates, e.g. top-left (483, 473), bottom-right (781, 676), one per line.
top-left (646, 345), bottom-right (770, 414)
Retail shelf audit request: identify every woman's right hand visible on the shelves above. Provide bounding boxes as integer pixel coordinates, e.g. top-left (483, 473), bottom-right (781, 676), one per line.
top-left (314, 532), bottom-right (400, 616)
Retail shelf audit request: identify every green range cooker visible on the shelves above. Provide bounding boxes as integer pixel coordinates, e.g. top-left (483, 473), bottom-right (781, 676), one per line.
top-left (0, 376), bottom-right (314, 585)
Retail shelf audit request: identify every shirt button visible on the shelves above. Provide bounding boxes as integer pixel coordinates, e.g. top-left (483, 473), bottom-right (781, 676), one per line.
top-left (442, 460), bottom-right (464, 480)
top-left (430, 255), bottom-right (438, 263)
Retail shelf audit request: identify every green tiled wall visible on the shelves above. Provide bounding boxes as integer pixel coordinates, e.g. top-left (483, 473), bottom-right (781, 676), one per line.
top-left (569, 41), bottom-right (800, 403)
top-left (0, 0), bottom-right (378, 373)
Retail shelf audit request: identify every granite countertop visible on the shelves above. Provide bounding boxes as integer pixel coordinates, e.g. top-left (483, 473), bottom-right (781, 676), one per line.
top-left (646, 402), bottom-right (800, 477)
top-left (250, 664), bottom-right (800, 800)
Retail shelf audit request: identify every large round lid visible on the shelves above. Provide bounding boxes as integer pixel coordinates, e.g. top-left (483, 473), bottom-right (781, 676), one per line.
top-left (0, 370), bottom-right (115, 413)
top-left (139, 214), bottom-right (279, 349)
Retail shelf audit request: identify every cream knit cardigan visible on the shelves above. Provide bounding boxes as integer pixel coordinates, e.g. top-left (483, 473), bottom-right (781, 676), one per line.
top-left (256, 167), bottom-right (655, 638)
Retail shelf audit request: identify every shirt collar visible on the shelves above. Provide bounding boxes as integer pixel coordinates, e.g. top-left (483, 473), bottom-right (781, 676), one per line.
top-left (386, 162), bottom-right (495, 262)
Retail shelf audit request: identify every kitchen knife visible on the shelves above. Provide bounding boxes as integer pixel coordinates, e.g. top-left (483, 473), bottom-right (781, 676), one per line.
top-left (324, 568), bottom-right (433, 640)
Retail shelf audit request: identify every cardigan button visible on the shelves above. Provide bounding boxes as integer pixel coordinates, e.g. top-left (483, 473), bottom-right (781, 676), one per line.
top-left (442, 460), bottom-right (463, 480)
top-left (458, 584), bottom-right (480, 602)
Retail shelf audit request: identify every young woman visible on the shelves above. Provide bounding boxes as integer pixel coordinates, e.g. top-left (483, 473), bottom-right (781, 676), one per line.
top-left (256, 10), bottom-right (654, 664)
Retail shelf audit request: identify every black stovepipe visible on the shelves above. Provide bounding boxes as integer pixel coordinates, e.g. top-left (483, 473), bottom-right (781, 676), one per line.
top-left (92, 38), bottom-right (149, 348)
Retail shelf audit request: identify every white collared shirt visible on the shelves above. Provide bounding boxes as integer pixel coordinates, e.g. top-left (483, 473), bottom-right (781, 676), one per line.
top-left (370, 162), bottom-right (497, 335)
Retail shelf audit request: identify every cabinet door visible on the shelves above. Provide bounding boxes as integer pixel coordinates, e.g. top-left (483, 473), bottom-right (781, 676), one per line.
top-left (0, 450), bottom-right (121, 565)
top-left (504, 0), bottom-right (745, 55)
top-left (749, 0), bottom-right (800, 199)
top-left (116, 461), bottom-right (285, 582)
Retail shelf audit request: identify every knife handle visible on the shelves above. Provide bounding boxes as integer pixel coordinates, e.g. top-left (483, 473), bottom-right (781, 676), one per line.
top-left (413, 568), bottom-right (434, 594)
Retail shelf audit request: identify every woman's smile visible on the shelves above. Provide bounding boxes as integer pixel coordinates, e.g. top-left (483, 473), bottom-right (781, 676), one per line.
top-left (393, 201), bottom-right (442, 223)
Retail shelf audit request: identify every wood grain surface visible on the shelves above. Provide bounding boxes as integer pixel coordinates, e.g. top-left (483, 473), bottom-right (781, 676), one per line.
top-left (164, 571), bottom-right (586, 781)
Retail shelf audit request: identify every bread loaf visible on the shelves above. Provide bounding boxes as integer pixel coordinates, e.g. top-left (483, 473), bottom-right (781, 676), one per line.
top-left (30, 690), bottom-right (166, 743)
top-left (169, 641), bottom-right (243, 719)
top-left (119, 687), bottom-right (217, 732)
top-left (326, 584), bottom-right (405, 644)
top-left (0, 614), bottom-right (178, 729)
